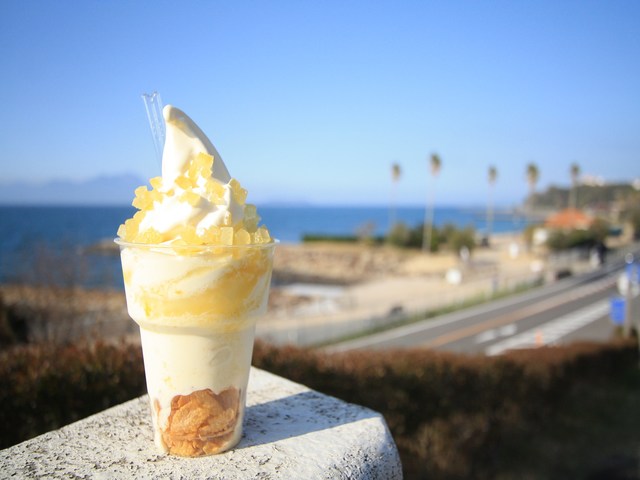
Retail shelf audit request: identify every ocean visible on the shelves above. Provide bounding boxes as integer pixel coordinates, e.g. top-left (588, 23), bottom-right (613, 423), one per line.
top-left (0, 204), bottom-right (534, 288)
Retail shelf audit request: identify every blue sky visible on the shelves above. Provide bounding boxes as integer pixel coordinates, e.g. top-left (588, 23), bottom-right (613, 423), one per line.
top-left (1, 0), bottom-right (638, 207)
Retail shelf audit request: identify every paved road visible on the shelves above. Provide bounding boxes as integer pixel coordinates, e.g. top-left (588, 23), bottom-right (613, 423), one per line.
top-left (326, 251), bottom-right (640, 355)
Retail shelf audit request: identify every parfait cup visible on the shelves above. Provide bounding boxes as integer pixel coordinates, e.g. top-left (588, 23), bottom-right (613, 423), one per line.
top-left (115, 238), bottom-right (276, 457)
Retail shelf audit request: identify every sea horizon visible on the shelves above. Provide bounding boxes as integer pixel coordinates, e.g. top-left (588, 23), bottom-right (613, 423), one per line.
top-left (0, 204), bottom-right (539, 288)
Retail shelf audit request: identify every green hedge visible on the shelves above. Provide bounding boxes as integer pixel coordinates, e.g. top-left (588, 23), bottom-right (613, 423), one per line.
top-left (1, 339), bottom-right (637, 478)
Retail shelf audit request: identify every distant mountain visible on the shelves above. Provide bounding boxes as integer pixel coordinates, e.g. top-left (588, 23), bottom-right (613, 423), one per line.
top-left (0, 174), bottom-right (145, 205)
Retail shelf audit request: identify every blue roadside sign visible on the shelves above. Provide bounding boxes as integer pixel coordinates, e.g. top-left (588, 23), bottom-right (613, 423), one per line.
top-left (626, 263), bottom-right (635, 279)
top-left (610, 296), bottom-right (626, 326)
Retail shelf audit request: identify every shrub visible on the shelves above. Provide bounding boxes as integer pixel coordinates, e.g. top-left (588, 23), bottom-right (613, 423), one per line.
top-left (386, 222), bottom-right (412, 247)
top-left (0, 341), bottom-right (145, 449)
top-left (252, 340), bottom-right (638, 479)
top-left (546, 218), bottom-right (610, 252)
top-left (448, 226), bottom-right (476, 255)
top-left (386, 222), bottom-right (437, 250)
top-left (386, 222), bottom-right (478, 253)
top-left (1, 339), bottom-right (636, 479)
top-left (547, 228), bottom-right (593, 251)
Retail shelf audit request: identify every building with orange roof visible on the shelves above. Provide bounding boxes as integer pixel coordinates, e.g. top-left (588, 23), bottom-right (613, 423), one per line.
top-left (545, 208), bottom-right (594, 231)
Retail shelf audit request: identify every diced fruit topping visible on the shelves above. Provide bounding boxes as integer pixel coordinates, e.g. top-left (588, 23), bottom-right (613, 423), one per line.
top-left (252, 226), bottom-right (271, 244)
top-left (117, 151), bottom-right (272, 246)
top-left (149, 176), bottom-right (163, 189)
top-left (229, 178), bottom-right (247, 205)
top-left (204, 178), bottom-right (225, 204)
top-left (180, 190), bottom-right (201, 206)
top-left (234, 229), bottom-right (251, 245)
top-left (220, 227), bottom-right (234, 246)
top-left (243, 204), bottom-right (260, 232)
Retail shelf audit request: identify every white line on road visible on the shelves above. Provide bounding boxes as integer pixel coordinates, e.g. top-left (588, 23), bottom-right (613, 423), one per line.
top-left (485, 299), bottom-right (610, 356)
top-left (474, 323), bottom-right (518, 344)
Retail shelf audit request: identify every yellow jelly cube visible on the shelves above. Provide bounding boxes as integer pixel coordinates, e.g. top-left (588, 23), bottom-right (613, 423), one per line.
top-left (132, 196), bottom-right (148, 211)
top-left (187, 163), bottom-right (199, 182)
top-left (132, 210), bottom-right (146, 223)
top-left (117, 223), bottom-right (127, 239)
top-left (180, 190), bottom-right (201, 206)
top-left (187, 153), bottom-right (213, 181)
top-left (132, 186), bottom-right (152, 210)
top-left (119, 216), bottom-right (140, 241)
top-left (229, 178), bottom-right (247, 205)
top-left (181, 225), bottom-right (202, 245)
top-left (243, 204), bottom-right (260, 232)
top-left (136, 227), bottom-right (163, 244)
top-left (220, 227), bottom-right (234, 245)
top-left (234, 228), bottom-right (251, 245)
top-left (260, 227), bottom-right (272, 242)
top-left (244, 203), bottom-right (257, 218)
top-left (204, 179), bottom-right (226, 203)
top-left (254, 226), bottom-right (271, 244)
top-left (150, 188), bottom-right (162, 203)
top-left (200, 226), bottom-right (220, 244)
top-left (244, 219), bottom-right (258, 233)
top-left (134, 185), bottom-right (148, 197)
top-left (174, 175), bottom-right (192, 190)
top-left (149, 176), bottom-right (163, 190)
top-left (196, 152), bottom-right (214, 172)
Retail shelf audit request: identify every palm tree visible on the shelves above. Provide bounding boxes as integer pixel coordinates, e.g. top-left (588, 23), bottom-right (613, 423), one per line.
top-left (570, 162), bottom-right (581, 209)
top-left (486, 165), bottom-right (498, 243)
top-left (422, 153), bottom-right (442, 252)
top-left (389, 163), bottom-right (402, 230)
top-left (526, 163), bottom-right (539, 211)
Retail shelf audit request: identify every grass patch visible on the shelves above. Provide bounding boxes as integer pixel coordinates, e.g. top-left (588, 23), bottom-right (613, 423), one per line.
top-left (301, 234), bottom-right (384, 244)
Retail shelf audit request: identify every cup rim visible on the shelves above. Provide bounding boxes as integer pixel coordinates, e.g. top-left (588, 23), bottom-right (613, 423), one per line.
top-left (114, 237), bottom-right (278, 251)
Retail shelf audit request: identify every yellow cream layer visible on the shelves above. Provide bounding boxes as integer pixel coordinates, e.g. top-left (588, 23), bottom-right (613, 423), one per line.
top-left (121, 246), bottom-right (274, 330)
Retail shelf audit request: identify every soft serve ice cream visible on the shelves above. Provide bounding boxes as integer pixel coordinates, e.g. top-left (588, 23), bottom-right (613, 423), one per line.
top-left (118, 105), bottom-right (271, 247)
top-left (117, 105), bottom-right (274, 456)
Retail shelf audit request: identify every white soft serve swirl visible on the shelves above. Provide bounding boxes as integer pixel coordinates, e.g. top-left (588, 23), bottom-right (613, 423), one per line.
top-left (138, 105), bottom-right (244, 239)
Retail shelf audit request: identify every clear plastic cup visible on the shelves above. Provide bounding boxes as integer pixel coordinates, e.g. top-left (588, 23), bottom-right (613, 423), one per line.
top-left (115, 239), bottom-right (276, 456)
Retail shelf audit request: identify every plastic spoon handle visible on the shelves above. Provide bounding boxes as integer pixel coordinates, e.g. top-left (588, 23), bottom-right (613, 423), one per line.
top-left (142, 92), bottom-right (166, 164)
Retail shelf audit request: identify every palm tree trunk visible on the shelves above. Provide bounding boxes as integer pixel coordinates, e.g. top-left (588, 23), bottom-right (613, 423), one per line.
top-left (487, 185), bottom-right (494, 243)
top-left (423, 180), bottom-right (436, 252)
top-left (570, 186), bottom-right (578, 210)
top-left (389, 182), bottom-right (397, 232)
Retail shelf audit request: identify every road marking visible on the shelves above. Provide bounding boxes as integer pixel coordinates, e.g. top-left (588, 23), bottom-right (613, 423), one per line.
top-left (499, 324), bottom-right (517, 336)
top-left (485, 299), bottom-right (610, 356)
top-left (325, 272), bottom-right (617, 353)
top-left (422, 275), bottom-right (615, 349)
top-left (475, 329), bottom-right (497, 343)
top-left (474, 323), bottom-right (518, 344)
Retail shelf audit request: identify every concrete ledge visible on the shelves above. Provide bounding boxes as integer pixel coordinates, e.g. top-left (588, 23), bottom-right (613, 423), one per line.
top-left (1, 367), bottom-right (402, 479)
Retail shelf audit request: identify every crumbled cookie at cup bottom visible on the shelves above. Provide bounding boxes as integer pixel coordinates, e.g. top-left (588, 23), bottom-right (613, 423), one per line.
top-left (159, 387), bottom-right (240, 457)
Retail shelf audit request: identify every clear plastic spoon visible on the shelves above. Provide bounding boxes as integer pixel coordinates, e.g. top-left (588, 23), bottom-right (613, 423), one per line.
top-left (142, 92), bottom-right (165, 165)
